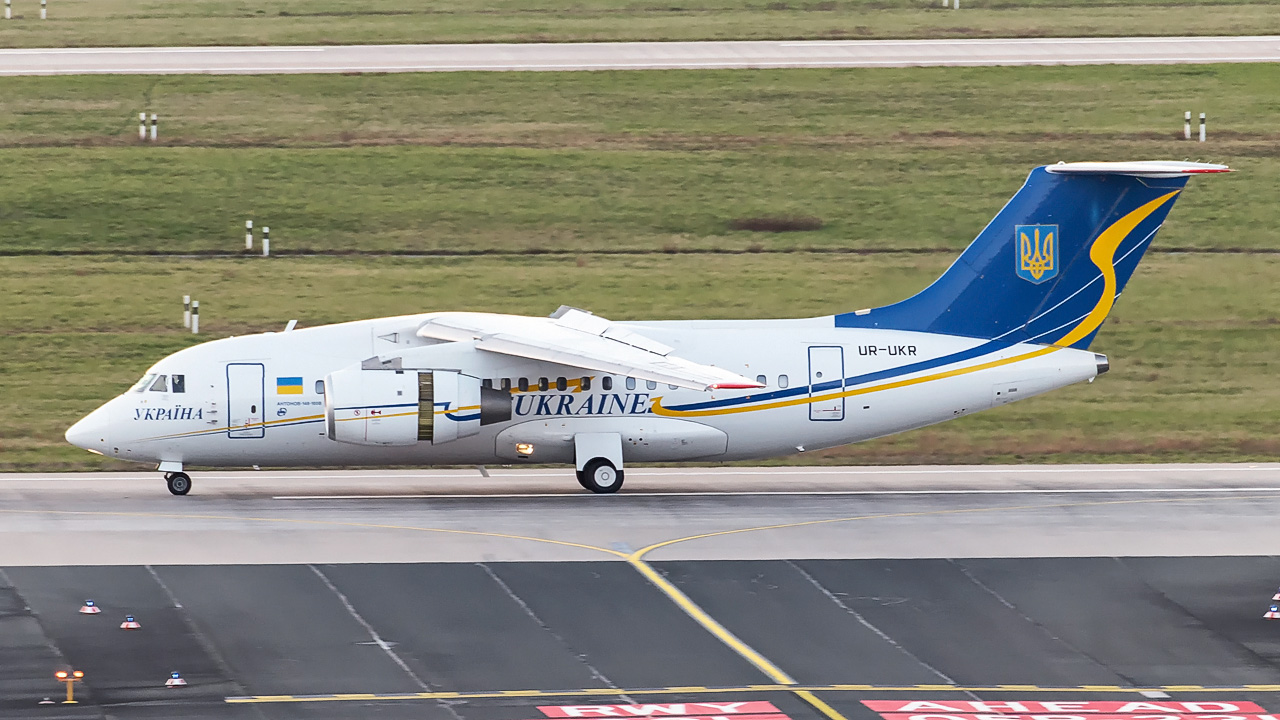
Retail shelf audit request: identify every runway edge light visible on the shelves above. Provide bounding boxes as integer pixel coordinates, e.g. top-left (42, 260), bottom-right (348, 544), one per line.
top-left (79, 599), bottom-right (100, 615)
top-left (120, 614), bottom-right (141, 630)
top-left (1265, 604), bottom-right (1280, 620)
top-left (166, 671), bottom-right (187, 688)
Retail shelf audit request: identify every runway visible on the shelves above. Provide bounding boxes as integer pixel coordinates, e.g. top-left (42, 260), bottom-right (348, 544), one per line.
top-left (3, 465), bottom-right (1279, 719)
top-left (2, 36), bottom-right (1279, 75)
top-left (4, 464), bottom-right (1280, 564)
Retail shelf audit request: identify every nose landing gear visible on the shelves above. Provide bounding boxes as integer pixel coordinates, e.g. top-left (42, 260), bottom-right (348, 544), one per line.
top-left (163, 472), bottom-right (191, 495)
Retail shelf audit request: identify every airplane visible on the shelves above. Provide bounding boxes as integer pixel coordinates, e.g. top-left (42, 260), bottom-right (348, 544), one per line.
top-left (65, 160), bottom-right (1230, 495)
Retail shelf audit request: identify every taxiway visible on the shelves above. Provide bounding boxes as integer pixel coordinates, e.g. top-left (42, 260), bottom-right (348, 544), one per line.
top-left (2, 36), bottom-right (1278, 75)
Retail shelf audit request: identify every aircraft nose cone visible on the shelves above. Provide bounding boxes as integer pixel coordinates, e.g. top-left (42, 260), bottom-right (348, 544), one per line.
top-left (65, 405), bottom-right (112, 453)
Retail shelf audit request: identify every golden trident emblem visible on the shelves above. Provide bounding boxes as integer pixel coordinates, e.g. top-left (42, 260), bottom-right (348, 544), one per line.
top-left (1019, 226), bottom-right (1055, 281)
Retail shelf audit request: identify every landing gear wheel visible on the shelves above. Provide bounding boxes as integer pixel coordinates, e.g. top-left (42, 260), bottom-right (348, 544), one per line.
top-left (579, 458), bottom-right (623, 494)
top-left (165, 472), bottom-right (191, 496)
top-left (575, 470), bottom-right (592, 491)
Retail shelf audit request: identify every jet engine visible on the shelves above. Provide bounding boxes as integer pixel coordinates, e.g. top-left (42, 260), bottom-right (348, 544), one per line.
top-left (324, 366), bottom-right (510, 446)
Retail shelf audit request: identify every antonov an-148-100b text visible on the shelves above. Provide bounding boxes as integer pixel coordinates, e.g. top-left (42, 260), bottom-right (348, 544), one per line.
top-left (67, 160), bottom-right (1230, 495)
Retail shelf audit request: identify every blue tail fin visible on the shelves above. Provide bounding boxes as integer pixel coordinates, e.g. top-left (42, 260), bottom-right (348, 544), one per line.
top-left (835, 161), bottom-right (1228, 349)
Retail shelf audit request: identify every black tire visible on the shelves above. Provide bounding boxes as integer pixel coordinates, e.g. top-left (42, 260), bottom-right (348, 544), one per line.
top-left (575, 469), bottom-right (592, 490)
top-left (579, 458), bottom-right (623, 494)
top-left (166, 472), bottom-right (191, 496)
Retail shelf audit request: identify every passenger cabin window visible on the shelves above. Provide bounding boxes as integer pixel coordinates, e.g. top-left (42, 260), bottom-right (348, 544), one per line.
top-left (556, 377), bottom-right (567, 391)
top-left (482, 379), bottom-right (493, 390)
top-left (171, 374), bottom-right (186, 393)
top-left (778, 375), bottom-right (789, 388)
top-left (602, 377), bottom-right (613, 391)
top-left (538, 377), bottom-right (549, 392)
top-left (626, 377), bottom-right (636, 390)
top-left (581, 377), bottom-right (592, 391)
top-left (315, 380), bottom-right (325, 395)
top-left (149, 375), bottom-right (168, 392)
top-left (518, 378), bottom-right (529, 392)
top-left (756, 374), bottom-right (767, 386)
top-left (646, 380), bottom-right (657, 391)
top-left (501, 378), bottom-right (512, 392)
top-left (668, 384), bottom-right (678, 390)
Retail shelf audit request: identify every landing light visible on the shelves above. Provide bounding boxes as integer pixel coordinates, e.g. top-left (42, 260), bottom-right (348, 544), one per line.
top-left (515, 443), bottom-right (535, 456)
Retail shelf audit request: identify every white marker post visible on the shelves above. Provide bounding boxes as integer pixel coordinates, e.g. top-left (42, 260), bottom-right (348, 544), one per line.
top-left (183, 295), bottom-right (191, 328)
top-left (4, 0), bottom-right (11, 21)
top-left (953, 0), bottom-right (959, 8)
top-left (244, 220), bottom-right (253, 250)
top-left (149, 113), bottom-right (157, 142)
top-left (262, 226), bottom-right (270, 257)
top-left (1199, 112), bottom-right (1206, 142)
top-left (191, 301), bottom-right (199, 334)
top-left (40, 0), bottom-right (46, 19)
top-left (139, 113), bottom-right (147, 141)
top-left (1184, 111), bottom-right (1191, 140)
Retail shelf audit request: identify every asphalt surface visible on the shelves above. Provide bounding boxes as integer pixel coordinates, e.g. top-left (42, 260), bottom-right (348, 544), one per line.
top-left (3, 466), bottom-right (1280, 718)
top-left (3, 559), bottom-right (1280, 719)
top-left (2, 36), bottom-right (1279, 75)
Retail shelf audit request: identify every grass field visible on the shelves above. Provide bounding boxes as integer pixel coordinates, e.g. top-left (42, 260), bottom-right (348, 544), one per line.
top-left (4, 253), bottom-right (1278, 471)
top-left (2, 64), bottom-right (1277, 469)
top-left (1, 65), bottom-right (1276, 254)
top-left (0, 0), bottom-right (1278, 46)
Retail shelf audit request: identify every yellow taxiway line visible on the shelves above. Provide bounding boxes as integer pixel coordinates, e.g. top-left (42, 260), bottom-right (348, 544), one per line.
top-left (225, 683), bottom-right (1280, 703)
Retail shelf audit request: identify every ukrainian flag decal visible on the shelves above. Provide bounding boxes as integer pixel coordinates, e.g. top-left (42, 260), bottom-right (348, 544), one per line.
top-left (1016, 224), bottom-right (1058, 284)
top-left (276, 377), bottom-right (304, 395)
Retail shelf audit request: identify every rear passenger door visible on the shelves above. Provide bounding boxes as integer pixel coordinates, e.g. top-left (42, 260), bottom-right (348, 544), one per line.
top-left (808, 346), bottom-right (845, 421)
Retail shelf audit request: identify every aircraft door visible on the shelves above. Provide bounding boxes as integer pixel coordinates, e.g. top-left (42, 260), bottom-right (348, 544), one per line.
top-left (808, 346), bottom-right (845, 421)
top-left (226, 363), bottom-right (265, 438)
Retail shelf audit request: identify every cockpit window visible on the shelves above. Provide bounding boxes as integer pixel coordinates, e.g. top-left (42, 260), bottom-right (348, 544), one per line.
top-left (171, 374), bottom-right (185, 393)
top-left (133, 373), bottom-right (157, 393)
top-left (148, 375), bottom-right (168, 392)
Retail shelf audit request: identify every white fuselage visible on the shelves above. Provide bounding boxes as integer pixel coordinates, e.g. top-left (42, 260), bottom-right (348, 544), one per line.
top-left (69, 312), bottom-right (1102, 470)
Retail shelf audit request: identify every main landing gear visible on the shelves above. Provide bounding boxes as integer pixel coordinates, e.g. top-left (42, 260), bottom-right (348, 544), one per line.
top-left (576, 458), bottom-right (624, 494)
top-left (573, 432), bottom-right (625, 494)
top-left (164, 472), bottom-right (192, 496)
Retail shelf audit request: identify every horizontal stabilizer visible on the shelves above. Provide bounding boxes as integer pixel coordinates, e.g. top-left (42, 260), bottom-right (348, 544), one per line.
top-left (1045, 160), bottom-right (1232, 177)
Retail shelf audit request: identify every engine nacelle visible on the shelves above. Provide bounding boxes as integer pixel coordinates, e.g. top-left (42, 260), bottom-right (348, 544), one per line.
top-left (324, 366), bottom-right (510, 446)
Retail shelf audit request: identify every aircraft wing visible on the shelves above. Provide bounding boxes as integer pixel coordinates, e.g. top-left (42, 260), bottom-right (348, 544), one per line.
top-left (416, 307), bottom-right (764, 391)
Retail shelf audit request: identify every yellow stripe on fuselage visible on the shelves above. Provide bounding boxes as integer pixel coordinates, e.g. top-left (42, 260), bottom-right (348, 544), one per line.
top-left (653, 190), bottom-right (1180, 419)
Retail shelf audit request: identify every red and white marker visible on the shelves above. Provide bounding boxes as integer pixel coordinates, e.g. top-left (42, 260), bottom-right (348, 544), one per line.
top-left (1265, 604), bottom-right (1280, 620)
top-left (120, 614), bottom-right (141, 630)
top-left (79, 600), bottom-right (101, 615)
top-left (165, 671), bottom-right (187, 688)
top-left (1272, 589), bottom-right (1280, 601)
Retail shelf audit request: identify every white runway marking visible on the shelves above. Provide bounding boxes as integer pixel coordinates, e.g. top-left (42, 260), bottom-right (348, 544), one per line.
top-left (195, 464), bottom-right (1280, 481)
top-left (272, 487), bottom-right (1280, 500)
